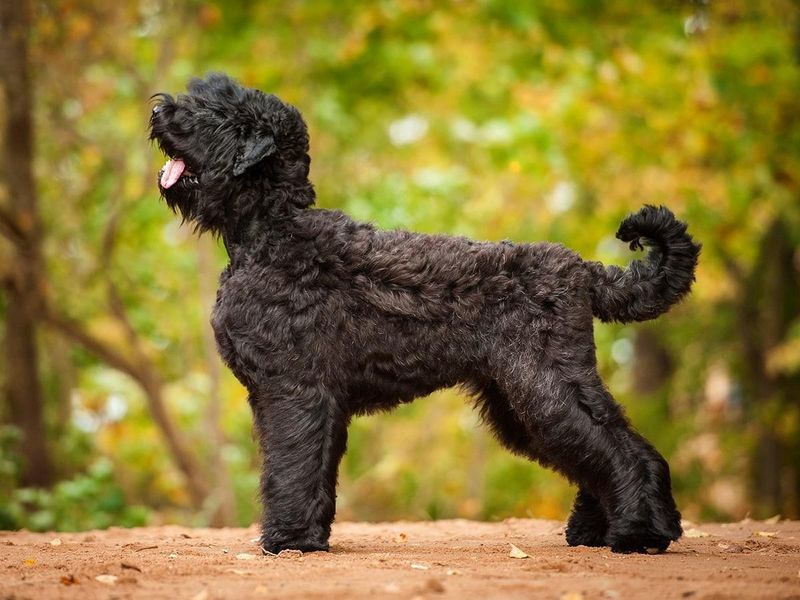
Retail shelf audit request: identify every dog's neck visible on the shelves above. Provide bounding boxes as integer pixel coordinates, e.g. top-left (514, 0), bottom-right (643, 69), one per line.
top-left (220, 179), bottom-right (315, 268)
top-left (221, 219), bottom-right (257, 266)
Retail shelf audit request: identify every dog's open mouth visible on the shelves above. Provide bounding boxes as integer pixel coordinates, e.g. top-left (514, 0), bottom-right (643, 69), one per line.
top-left (160, 157), bottom-right (197, 189)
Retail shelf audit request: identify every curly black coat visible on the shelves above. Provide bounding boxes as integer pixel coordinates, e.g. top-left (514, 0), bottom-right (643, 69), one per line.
top-left (149, 73), bottom-right (701, 555)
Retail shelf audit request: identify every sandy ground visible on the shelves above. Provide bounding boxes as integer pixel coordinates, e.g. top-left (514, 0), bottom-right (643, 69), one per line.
top-left (1, 519), bottom-right (798, 600)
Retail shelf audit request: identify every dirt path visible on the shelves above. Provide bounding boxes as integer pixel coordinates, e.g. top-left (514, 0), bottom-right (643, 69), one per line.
top-left (1, 519), bottom-right (798, 599)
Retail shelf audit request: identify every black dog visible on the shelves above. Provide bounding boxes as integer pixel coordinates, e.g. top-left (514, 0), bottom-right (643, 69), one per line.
top-left (150, 73), bottom-right (700, 555)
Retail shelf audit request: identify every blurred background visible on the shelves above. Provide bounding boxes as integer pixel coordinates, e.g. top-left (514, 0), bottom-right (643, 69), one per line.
top-left (0, 0), bottom-right (799, 532)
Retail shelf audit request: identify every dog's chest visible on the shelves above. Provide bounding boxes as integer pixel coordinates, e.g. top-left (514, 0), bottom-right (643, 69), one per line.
top-left (209, 262), bottom-right (331, 384)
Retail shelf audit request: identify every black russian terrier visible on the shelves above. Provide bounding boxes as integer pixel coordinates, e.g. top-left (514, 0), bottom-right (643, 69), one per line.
top-left (149, 73), bottom-right (700, 555)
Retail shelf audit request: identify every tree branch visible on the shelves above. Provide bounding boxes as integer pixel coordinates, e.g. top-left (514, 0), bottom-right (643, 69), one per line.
top-left (41, 298), bottom-right (210, 505)
top-left (107, 280), bottom-right (153, 370)
top-left (41, 302), bottom-right (142, 380)
top-left (0, 203), bottom-right (26, 245)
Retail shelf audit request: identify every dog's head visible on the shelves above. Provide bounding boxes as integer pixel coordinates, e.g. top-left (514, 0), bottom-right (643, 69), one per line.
top-left (149, 73), bottom-right (313, 232)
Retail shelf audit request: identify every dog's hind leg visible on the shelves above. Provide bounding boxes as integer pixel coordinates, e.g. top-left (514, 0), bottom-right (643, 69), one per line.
top-left (476, 380), bottom-right (609, 547)
top-left (572, 376), bottom-right (683, 553)
top-left (600, 424), bottom-right (683, 554)
top-left (495, 369), bottom-right (682, 553)
top-left (250, 382), bottom-right (348, 554)
top-left (475, 380), bottom-right (536, 456)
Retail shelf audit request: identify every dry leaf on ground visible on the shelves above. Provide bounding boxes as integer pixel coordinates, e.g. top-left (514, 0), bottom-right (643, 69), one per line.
top-left (684, 528), bottom-right (710, 538)
top-left (753, 531), bottom-right (778, 538)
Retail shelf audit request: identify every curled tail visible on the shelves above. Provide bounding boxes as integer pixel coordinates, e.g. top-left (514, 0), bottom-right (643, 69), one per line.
top-left (588, 205), bottom-right (701, 323)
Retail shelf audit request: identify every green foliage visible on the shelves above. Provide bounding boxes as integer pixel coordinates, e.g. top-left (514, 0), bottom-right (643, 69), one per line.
top-left (0, 427), bottom-right (149, 531)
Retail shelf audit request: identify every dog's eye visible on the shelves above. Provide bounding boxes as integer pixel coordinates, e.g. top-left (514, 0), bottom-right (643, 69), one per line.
top-left (152, 105), bottom-right (161, 114)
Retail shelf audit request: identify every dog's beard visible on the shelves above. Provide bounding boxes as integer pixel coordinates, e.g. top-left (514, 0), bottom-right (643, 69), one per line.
top-left (158, 171), bottom-right (230, 235)
top-left (159, 176), bottom-right (200, 221)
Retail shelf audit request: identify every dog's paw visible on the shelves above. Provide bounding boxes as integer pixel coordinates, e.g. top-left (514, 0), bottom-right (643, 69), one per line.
top-left (605, 519), bottom-right (681, 554)
top-left (565, 521), bottom-right (608, 547)
top-left (260, 535), bottom-right (329, 555)
top-left (565, 506), bottom-right (608, 547)
top-left (607, 532), bottom-right (672, 554)
top-left (565, 490), bottom-right (609, 547)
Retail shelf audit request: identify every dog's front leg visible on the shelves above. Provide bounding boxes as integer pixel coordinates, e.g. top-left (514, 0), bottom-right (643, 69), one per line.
top-left (250, 384), bottom-right (348, 554)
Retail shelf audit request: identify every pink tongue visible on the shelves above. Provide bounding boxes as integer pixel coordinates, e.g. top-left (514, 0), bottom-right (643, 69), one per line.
top-left (160, 158), bottom-right (186, 189)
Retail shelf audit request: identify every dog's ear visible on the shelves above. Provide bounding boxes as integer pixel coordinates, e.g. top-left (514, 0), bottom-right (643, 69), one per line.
top-left (233, 134), bottom-right (276, 176)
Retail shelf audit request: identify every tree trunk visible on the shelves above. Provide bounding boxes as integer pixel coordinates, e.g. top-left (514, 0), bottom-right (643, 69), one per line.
top-left (0, 0), bottom-right (52, 487)
top-left (632, 329), bottom-right (673, 396)
top-left (198, 236), bottom-right (236, 526)
top-left (732, 219), bottom-right (800, 517)
top-left (140, 376), bottom-right (210, 507)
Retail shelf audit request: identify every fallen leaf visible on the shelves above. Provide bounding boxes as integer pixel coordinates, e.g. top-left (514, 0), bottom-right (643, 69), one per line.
top-left (683, 528), bottom-right (710, 538)
top-left (277, 549), bottom-right (303, 558)
top-left (236, 553), bottom-right (257, 560)
top-left (393, 532), bottom-right (408, 543)
top-left (410, 563), bottom-right (430, 570)
top-left (49, 538), bottom-right (62, 547)
top-left (717, 542), bottom-right (744, 553)
top-left (60, 574), bottom-right (78, 586)
top-left (508, 544), bottom-right (529, 559)
top-left (753, 531), bottom-right (778, 538)
top-left (180, 533), bottom-right (193, 539)
top-left (425, 578), bottom-right (445, 593)
top-left (95, 574), bottom-right (118, 585)
top-left (764, 514), bottom-right (781, 525)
